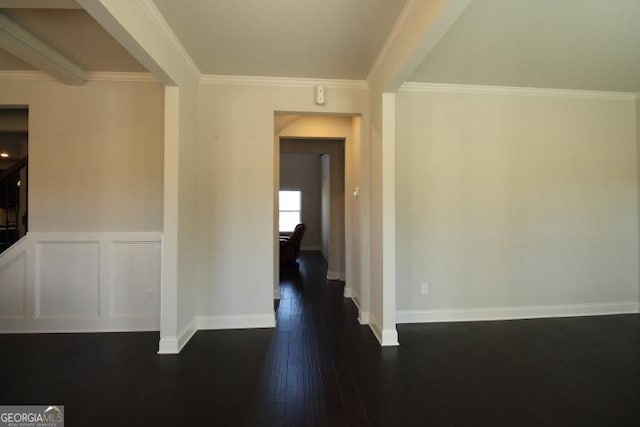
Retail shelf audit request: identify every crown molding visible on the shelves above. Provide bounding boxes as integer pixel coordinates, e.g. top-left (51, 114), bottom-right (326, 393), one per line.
top-left (0, 70), bottom-right (52, 81)
top-left (200, 74), bottom-right (368, 90)
top-left (400, 82), bottom-right (637, 101)
top-left (0, 70), bottom-right (159, 83)
top-left (87, 72), bottom-right (159, 83)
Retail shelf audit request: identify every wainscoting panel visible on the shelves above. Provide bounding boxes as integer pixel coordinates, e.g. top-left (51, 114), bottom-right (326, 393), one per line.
top-left (37, 241), bottom-right (100, 319)
top-left (0, 244), bottom-right (27, 320)
top-left (0, 232), bottom-right (161, 332)
top-left (110, 241), bottom-right (161, 317)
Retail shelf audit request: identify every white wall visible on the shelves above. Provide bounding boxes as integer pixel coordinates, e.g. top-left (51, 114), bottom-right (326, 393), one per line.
top-left (321, 154), bottom-right (330, 257)
top-left (0, 77), bottom-right (165, 332)
top-left (78, 0), bottom-right (203, 353)
top-left (280, 154), bottom-right (321, 248)
top-left (0, 78), bottom-right (164, 232)
top-left (196, 79), bottom-right (369, 325)
top-left (396, 87), bottom-right (640, 322)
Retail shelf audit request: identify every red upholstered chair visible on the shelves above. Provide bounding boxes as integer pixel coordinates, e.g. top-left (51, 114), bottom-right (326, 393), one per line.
top-left (279, 223), bottom-right (306, 265)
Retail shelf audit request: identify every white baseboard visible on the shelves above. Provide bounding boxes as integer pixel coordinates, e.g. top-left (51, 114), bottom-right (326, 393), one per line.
top-left (367, 313), bottom-right (399, 346)
top-left (178, 317), bottom-right (198, 350)
top-left (274, 287), bottom-right (281, 300)
top-left (368, 317), bottom-right (383, 345)
top-left (327, 271), bottom-right (340, 280)
top-left (198, 313), bottom-right (276, 330)
top-left (344, 287), bottom-right (352, 297)
top-left (158, 316), bottom-right (197, 354)
top-left (349, 295), bottom-right (369, 325)
top-left (358, 311), bottom-right (370, 325)
top-left (158, 337), bottom-right (179, 354)
top-left (396, 301), bottom-right (640, 324)
top-left (158, 313), bottom-right (276, 354)
top-left (381, 328), bottom-right (400, 346)
top-left (0, 316), bottom-right (159, 334)
top-left (327, 270), bottom-right (345, 281)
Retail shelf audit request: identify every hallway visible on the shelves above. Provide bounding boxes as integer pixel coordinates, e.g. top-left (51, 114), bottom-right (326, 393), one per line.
top-left (247, 251), bottom-right (372, 425)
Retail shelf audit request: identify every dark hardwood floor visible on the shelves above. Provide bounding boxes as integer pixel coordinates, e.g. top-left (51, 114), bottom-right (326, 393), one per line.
top-left (1, 251), bottom-right (639, 426)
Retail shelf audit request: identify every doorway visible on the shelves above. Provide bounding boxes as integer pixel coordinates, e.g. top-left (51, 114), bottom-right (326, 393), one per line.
top-left (274, 113), bottom-right (363, 312)
top-left (0, 106), bottom-right (28, 254)
top-left (279, 140), bottom-right (345, 277)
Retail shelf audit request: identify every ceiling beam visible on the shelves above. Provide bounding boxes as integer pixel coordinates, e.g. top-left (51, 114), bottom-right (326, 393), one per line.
top-left (0, 0), bottom-right (81, 9)
top-left (367, 0), bottom-right (472, 93)
top-left (0, 11), bottom-right (87, 85)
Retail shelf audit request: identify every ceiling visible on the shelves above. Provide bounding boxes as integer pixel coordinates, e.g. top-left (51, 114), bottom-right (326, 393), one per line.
top-left (1, 0), bottom-right (639, 92)
top-left (0, 5), bottom-right (145, 73)
top-left (152, 0), bottom-right (406, 79)
top-left (409, 0), bottom-right (640, 92)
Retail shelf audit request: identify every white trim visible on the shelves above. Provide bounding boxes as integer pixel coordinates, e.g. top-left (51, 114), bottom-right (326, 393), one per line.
top-left (366, 0), bottom-right (415, 85)
top-left (139, 0), bottom-right (200, 80)
top-left (178, 317), bottom-right (198, 350)
top-left (28, 231), bottom-right (162, 242)
top-left (0, 70), bottom-right (53, 81)
top-left (339, 272), bottom-right (346, 281)
top-left (0, 70), bottom-right (159, 83)
top-left (399, 82), bottom-right (637, 101)
top-left (158, 315), bottom-right (198, 354)
top-left (197, 313), bottom-right (276, 330)
top-left (157, 337), bottom-right (178, 354)
top-left (349, 295), bottom-right (370, 325)
top-left (0, 0), bottom-right (80, 9)
top-left (327, 271), bottom-right (341, 280)
top-left (396, 302), bottom-right (640, 324)
top-left (87, 72), bottom-right (159, 82)
top-left (0, 235), bottom-right (27, 267)
top-left (381, 329), bottom-right (399, 346)
top-left (381, 93), bottom-right (398, 343)
top-left (344, 287), bottom-right (352, 298)
top-left (0, 11), bottom-right (87, 84)
top-left (0, 317), bottom-right (159, 334)
top-left (0, 251), bottom-right (26, 320)
top-left (274, 287), bottom-right (281, 300)
top-left (358, 311), bottom-right (370, 325)
top-left (368, 319), bottom-right (382, 344)
top-left (158, 313), bottom-right (277, 354)
top-left (368, 312), bottom-right (382, 343)
top-left (200, 74), bottom-right (367, 90)
top-left (1, 232), bottom-right (163, 334)
top-left (367, 312), bottom-right (399, 346)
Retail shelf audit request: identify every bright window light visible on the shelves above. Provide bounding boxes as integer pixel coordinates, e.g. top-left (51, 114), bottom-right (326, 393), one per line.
top-left (279, 190), bottom-right (301, 232)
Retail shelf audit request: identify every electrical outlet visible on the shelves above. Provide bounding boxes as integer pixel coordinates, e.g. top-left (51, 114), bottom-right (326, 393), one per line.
top-left (421, 283), bottom-right (429, 295)
top-left (144, 289), bottom-right (156, 303)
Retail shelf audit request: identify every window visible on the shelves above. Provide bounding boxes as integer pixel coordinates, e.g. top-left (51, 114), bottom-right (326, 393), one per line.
top-left (279, 190), bottom-right (301, 232)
